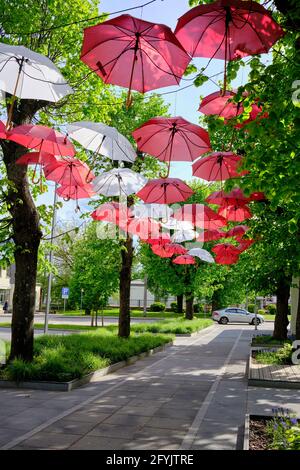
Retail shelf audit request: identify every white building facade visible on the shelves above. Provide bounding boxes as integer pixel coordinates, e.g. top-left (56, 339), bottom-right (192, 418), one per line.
top-left (0, 266), bottom-right (41, 312)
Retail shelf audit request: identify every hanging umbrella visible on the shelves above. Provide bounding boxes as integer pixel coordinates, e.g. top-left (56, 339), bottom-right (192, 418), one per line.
top-left (81, 14), bottom-right (190, 106)
top-left (175, 0), bottom-right (284, 92)
top-left (136, 178), bottom-right (193, 204)
top-left (199, 91), bottom-right (243, 119)
top-left (0, 43), bottom-right (73, 127)
top-left (0, 120), bottom-right (7, 138)
top-left (132, 116), bottom-right (211, 162)
top-left (212, 243), bottom-right (241, 265)
top-left (7, 124), bottom-right (75, 156)
top-left (233, 102), bottom-right (268, 129)
top-left (91, 202), bottom-right (133, 224)
top-left (205, 188), bottom-right (249, 206)
top-left (161, 218), bottom-right (194, 231)
top-left (237, 238), bottom-right (255, 252)
top-left (132, 203), bottom-right (173, 220)
top-left (144, 233), bottom-right (171, 245)
top-left (196, 229), bottom-right (225, 242)
top-left (249, 192), bottom-right (266, 202)
top-left (173, 204), bottom-right (226, 230)
top-left (188, 248), bottom-right (215, 263)
top-left (215, 254), bottom-right (239, 265)
top-left (67, 121), bottom-right (136, 163)
top-left (152, 243), bottom-right (187, 258)
top-left (92, 168), bottom-right (147, 197)
top-left (192, 152), bottom-right (248, 181)
top-left (16, 151), bottom-right (58, 167)
top-left (171, 229), bottom-right (198, 244)
top-left (56, 184), bottom-right (95, 200)
top-left (225, 225), bottom-right (249, 239)
top-left (218, 204), bottom-right (252, 222)
top-left (44, 157), bottom-right (94, 186)
top-left (173, 254), bottom-right (196, 265)
top-left (125, 217), bottom-right (161, 240)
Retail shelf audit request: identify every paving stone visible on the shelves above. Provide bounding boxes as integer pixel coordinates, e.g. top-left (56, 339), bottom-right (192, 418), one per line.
top-left (104, 413), bottom-right (151, 427)
top-left (69, 435), bottom-right (131, 450)
top-left (43, 418), bottom-right (97, 435)
top-left (88, 423), bottom-right (138, 439)
top-left (17, 432), bottom-right (80, 450)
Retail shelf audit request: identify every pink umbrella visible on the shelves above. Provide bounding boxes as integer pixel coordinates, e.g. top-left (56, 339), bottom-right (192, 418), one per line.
top-left (151, 243), bottom-right (187, 259)
top-left (173, 204), bottom-right (227, 230)
top-left (218, 204), bottom-right (252, 222)
top-left (212, 243), bottom-right (241, 263)
top-left (81, 14), bottom-right (190, 106)
top-left (119, 217), bottom-right (161, 241)
top-left (132, 116), bottom-right (211, 162)
top-left (205, 188), bottom-right (249, 206)
top-left (215, 254), bottom-right (239, 265)
top-left (7, 124), bottom-right (75, 156)
top-left (44, 157), bottom-right (94, 186)
top-left (91, 202), bottom-right (132, 225)
top-left (56, 184), bottom-right (95, 200)
top-left (237, 238), bottom-right (255, 252)
top-left (136, 178), bottom-right (194, 204)
top-left (0, 121), bottom-right (7, 139)
top-left (196, 229), bottom-right (226, 243)
top-left (225, 225), bottom-right (249, 239)
top-left (144, 233), bottom-right (171, 245)
top-left (199, 91), bottom-right (243, 119)
top-left (173, 254), bottom-right (196, 265)
top-left (16, 151), bottom-right (58, 166)
top-left (192, 152), bottom-right (248, 181)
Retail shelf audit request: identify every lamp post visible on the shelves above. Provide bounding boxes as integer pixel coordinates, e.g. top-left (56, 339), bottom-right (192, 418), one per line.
top-left (80, 288), bottom-right (84, 313)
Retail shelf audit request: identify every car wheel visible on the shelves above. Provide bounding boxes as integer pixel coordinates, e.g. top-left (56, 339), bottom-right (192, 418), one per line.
top-left (219, 317), bottom-right (228, 325)
top-left (252, 318), bottom-right (260, 326)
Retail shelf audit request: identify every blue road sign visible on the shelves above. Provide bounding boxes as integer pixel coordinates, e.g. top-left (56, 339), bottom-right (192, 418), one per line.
top-left (61, 287), bottom-right (69, 299)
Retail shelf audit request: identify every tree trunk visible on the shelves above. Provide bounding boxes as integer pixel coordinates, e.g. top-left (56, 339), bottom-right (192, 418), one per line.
top-left (118, 234), bottom-right (133, 338)
top-left (3, 142), bottom-right (42, 362)
top-left (177, 294), bottom-right (183, 314)
top-left (296, 287), bottom-right (300, 340)
top-left (185, 294), bottom-right (194, 320)
top-left (273, 276), bottom-right (291, 340)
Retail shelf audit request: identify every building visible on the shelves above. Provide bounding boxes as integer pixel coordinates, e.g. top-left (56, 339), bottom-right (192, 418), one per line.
top-left (109, 279), bottom-right (176, 309)
top-left (0, 266), bottom-right (41, 312)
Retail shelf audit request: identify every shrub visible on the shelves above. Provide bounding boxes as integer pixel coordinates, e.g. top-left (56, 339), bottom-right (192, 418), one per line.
top-left (170, 302), bottom-right (178, 313)
top-left (149, 302), bottom-right (166, 312)
top-left (258, 309), bottom-right (266, 315)
top-left (193, 304), bottom-right (204, 313)
top-left (247, 304), bottom-right (255, 313)
top-left (266, 304), bottom-right (277, 315)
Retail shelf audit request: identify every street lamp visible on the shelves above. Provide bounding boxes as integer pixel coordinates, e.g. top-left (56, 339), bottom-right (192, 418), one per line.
top-left (80, 288), bottom-right (84, 313)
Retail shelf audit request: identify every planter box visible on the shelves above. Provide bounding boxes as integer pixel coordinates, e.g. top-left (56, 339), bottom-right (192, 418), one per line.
top-left (244, 415), bottom-right (273, 451)
top-left (0, 341), bottom-right (173, 392)
top-left (248, 349), bottom-right (300, 389)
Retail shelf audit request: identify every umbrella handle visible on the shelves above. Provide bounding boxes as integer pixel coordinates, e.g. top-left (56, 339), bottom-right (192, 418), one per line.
top-left (6, 57), bottom-right (25, 129)
top-left (159, 160), bottom-right (171, 179)
top-left (85, 169), bottom-right (93, 184)
top-left (31, 164), bottom-right (42, 185)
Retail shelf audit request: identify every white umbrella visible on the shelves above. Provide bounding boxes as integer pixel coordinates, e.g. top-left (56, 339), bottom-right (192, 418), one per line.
top-left (171, 229), bottom-right (198, 243)
top-left (161, 218), bottom-right (193, 231)
top-left (67, 121), bottom-right (136, 163)
top-left (188, 248), bottom-right (215, 263)
top-left (0, 43), bottom-right (73, 125)
top-left (132, 203), bottom-right (173, 220)
top-left (92, 168), bottom-right (147, 197)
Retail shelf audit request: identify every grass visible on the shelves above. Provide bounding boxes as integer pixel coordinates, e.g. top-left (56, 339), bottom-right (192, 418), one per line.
top-left (0, 329), bottom-right (172, 382)
top-left (254, 343), bottom-right (294, 365)
top-left (131, 317), bottom-right (213, 335)
top-left (252, 335), bottom-right (292, 346)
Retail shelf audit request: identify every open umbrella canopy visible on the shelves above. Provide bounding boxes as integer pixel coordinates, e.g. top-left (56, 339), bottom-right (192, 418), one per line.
top-left (188, 248), bottom-right (215, 263)
top-left (136, 178), bottom-right (194, 204)
top-left (225, 225), bottom-right (249, 239)
top-left (16, 151), bottom-right (58, 167)
top-left (0, 120), bottom-right (7, 138)
top-left (7, 124), bottom-right (75, 156)
top-left (215, 254), bottom-right (239, 265)
top-left (196, 229), bottom-right (226, 242)
top-left (173, 204), bottom-right (227, 230)
top-left (192, 152), bottom-right (248, 181)
top-left (218, 204), bottom-right (252, 222)
top-left (173, 254), bottom-right (196, 265)
top-left (151, 243), bottom-right (187, 258)
top-left (132, 116), bottom-right (211, 162)
top-left (132, 203), bottom-right (173, 220)
top-left (237, 238), bottom-right (255, 252)
top-left (174, 0), bottom-right (284, 61)
top-left (0, 43), bottom-right (73, 102)
top-left (91, 202), bottom-right (133, 224)
top-left (144, 233), bottom-right (171, 245)
top-left (161, 218), bottom-right (194, 231)
top-left (80, 14), bottom-right (190, 104)
top-left (56, 184), bottom-right (95, 200)
top-left (212, 243), bottom-right (241, 264)
top-left (205, 188), bottom-right (249, 206)
top-left (171, 228), bottom-right (198, 244)
top-left (199, 91), bottom-right (243, 119)
top-left (121, 217), bottom-right (161, 241)
top-left (92, 168), bottom-right (147, 197)
top-left (67, 121), bottom-right (136, 163)
top-left (44, 157), bottom-right (94, 186)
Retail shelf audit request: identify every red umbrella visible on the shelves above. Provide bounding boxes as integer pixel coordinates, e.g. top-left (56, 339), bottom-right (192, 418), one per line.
top-left (144, 233), bottom-right (171, 245)
top-left (16, 151), bottom-right (58, 166)
top-left (0, 121), bottom-right (7, 139)
top-left (7, 124), bottom-right (75, 156)
top-left (136, 178), bottom-right (193, 204)
top-left (249, 192), bottom-right (266, 202)
top-left (196, 229), bottom-right (226, 242)
top-left (132, 116), bottom-right (211, 162)
top-left (44, 157), bottom-right (94, 186)
top-left (91, 202), bottom-right (133, 225)
top-left (175, 0), bottom-right (284, 91)
top-left (151, 243), bottom-right (187, 259)
top-left (192, 152), bottom-right (248, 181)
top-left (237, 238), bottom-right (255, 252)
top-left (81, 14), bottom-right (190, 106)
top-left (233, 103), bottom-right (268, 129)
top-left (205, 188), bottom-right (249, 206)
top-left (215, 254), bottom-right (239, 265)
top-left (56, 184), bottom-right (95, 200)
top-left (199, 91), bottom-right (243, 119)
top-left (212, 243), bottom-right (240, 265)
top-left (173, 254), bottom-right (196, 265)
top-left (173, 204), bottom-right (226, 230)
top-left (218, 204), bottom-right (252, 222)
top-left (120, 217), bottom-right (161, 241)
top-left (225, 225), bottom-right (249, 239)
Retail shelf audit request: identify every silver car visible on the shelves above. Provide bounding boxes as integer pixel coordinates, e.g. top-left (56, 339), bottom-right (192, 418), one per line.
top-left (212, 308), bottom-right (264, 325)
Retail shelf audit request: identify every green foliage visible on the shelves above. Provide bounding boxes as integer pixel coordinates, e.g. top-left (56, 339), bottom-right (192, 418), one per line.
top-left (1, 330), bottom-right (171, 382)
top-left (170, 302), bottom-right (178, 313)
top-left (251, 335), bottom-right (291, 346)
top-left (255, 343), bottom-right (293, 365)
top-left (149, 302), bottom-right (166, 312)
top-left (132, 317), bottom-right (212, 335)
top-left (258, 309), bottom-right (266, 316)
top-left (265, 304), bottom-right (277, 315)
top-left (193, 303), bottom-right (204, 313)
top-left (248, 304), bottom-right (255, 313)
top-left (267, 410), bottom-right (300, 450)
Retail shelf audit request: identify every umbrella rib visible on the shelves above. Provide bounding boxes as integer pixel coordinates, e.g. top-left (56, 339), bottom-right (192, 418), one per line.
top-left (187, 12), bottom-right (225, 57)
top-left (135, 126), bottom-right (168, 152)
top-left (139, 40), bottom-right (181, 83)
top-left (139, 46), bottom-right (146, 94)
top-left (232, 11), bottom-right (271, 52)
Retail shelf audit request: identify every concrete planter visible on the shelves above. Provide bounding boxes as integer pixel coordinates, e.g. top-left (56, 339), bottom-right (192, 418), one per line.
top-left (0, 341), bottom-right (173, 392)
top-left (243, 414), bottom-right (250, 450)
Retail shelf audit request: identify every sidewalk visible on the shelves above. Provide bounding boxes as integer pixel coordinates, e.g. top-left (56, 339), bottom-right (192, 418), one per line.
top-left (0, 323), bottom-right (256, 450)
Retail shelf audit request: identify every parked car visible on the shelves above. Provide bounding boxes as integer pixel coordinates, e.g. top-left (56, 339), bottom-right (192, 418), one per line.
top-left (212, 307), bottom-right (264, 325)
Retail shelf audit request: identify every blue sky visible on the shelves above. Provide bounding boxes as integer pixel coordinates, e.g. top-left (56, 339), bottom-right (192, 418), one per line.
top-left (40, 0), bottom-right (272, 223)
